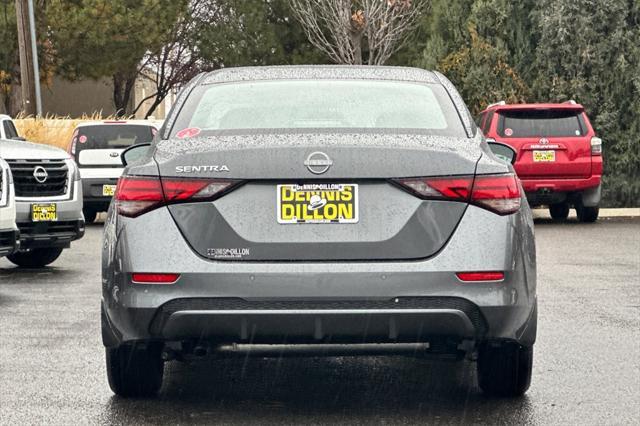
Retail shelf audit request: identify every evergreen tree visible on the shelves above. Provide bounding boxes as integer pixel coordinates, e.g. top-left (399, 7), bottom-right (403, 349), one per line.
top-left (196, 0), bottom-right (325, 68)
top-left (531, 0), bottom-right (640, 206)
top-left (47, 0), bottom-right (188, 115)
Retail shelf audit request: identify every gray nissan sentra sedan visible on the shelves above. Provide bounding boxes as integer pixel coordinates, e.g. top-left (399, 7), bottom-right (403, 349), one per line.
top-left (102, 66), bottom-right (537, 398)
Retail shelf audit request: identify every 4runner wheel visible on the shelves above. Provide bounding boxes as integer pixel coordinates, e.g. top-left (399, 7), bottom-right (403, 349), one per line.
top-left (7, 247), bottom-right (64, 268)
top-left (106, 343), bottom-right (164, 397)
top-left (477, 342), bottom-right (533, 397)
top-left (549, 203), bottom-right (569, 221)
top-left (83, 208), bottom-right (97, 224)
top-left (576, 203), bottom-right (599, 223)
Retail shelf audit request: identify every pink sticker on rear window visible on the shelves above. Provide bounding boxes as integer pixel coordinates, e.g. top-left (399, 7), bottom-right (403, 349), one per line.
top-left (79, 135), bottom-right (88, 143)
top-left (504, 128), bottom-right (513, 136)
top-left (176, 127), bottom-right (201, 139)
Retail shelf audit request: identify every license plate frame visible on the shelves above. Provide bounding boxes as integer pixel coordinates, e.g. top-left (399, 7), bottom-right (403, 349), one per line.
top-left (277, 183), bottom-right (359, 224)
top-left (31, 203), bottom-right (58, 222)
top-left (533, 150), bottom-right (556, 162)
top-left (102, 184), bottom-right (117, 196)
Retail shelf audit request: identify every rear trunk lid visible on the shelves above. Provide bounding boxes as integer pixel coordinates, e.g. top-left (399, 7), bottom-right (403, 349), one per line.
top-left (495, 107), bottom-right (593, 178)
top-left (154, 132), bottom-right (481, 261)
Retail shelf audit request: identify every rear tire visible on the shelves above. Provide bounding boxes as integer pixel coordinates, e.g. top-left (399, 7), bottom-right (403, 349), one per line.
top-left (576, 202), bottom-right (599, 223)
top-left (83, 208), bottom-right (97, 224)
top-left (549, 203), bottom-right (569, 221)
top-left (106, 343), bottom-right (164, 397)
top-left (477, 342), bottom-right (533, 397)
top-left (7, 247), bottom-right (64, 268)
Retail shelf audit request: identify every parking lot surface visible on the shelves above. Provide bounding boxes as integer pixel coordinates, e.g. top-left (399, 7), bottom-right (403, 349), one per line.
top-left (1, 217), bottom-right (639, 425)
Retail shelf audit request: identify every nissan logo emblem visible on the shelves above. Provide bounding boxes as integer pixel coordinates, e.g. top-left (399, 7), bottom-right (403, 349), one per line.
top-left (304, 152), bottom-right (333, 175)
top-left (33, 166), bottom-right (48, 183)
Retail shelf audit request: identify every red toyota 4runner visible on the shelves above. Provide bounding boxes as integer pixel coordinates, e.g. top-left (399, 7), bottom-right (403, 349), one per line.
top-left (478, 101), bottom-right (602, 222)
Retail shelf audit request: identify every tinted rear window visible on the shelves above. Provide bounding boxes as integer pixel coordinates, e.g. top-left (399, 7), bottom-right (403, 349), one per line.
top-left (171, 80), bottom-right (467, 137)
top-left (498, 110), bottom-right (586, 137)
top-left (75, 125), bottom-right (155, 150)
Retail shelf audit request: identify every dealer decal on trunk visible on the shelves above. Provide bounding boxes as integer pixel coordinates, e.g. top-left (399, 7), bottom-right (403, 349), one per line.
top-left (207, 248), bottom-right (250, 259)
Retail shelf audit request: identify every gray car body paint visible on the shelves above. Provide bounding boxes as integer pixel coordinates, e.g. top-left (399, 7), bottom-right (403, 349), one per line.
top-left (102, 66), bottom-right (536, 352)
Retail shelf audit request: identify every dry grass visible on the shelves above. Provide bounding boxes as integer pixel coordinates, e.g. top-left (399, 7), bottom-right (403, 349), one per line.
top-left (13, 113), bottom-right (123, 151)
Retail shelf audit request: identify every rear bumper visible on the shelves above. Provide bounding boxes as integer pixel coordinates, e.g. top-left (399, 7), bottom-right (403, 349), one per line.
top-left (15, 183), bottom-right (85, 249)
top-left (521, 176), bottom-right (601, 205)
top-left (103, 295), bottom-right (535, 350)
top-left (102, 204), bottom-right (538, 349)
top-left (0, 228), bottom-right (19, 256)
top-left (82, 177), bottom-right (117, 210)
top-left (16, 220), bottom-right (85, 249)
top-left (521, 175), bottom-right (601, 192)
top-left (152, 297), bottom-right (484, 343)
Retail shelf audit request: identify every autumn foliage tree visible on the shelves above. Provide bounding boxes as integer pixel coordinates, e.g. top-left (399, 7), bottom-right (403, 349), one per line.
top-left (290, 0), bottom-right (427, 65)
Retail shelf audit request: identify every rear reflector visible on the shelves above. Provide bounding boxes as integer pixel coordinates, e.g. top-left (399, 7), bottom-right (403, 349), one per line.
top-left (456, 272), bottom-right (504, 282)
top-left (115, 176), bottom-right (241, 217)
top-left (132, 273), bottom-right (180, 284)
top-left (393, 173), bottom-right (521, 215)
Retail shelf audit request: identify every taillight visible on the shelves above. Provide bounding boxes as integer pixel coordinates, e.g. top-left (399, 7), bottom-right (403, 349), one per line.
top-left (393, 173), bottom-right (521, 215)
top-left (114, 176), bottom-right (240, 217)
top-left (132, 273), bottom-right (180, 284)
top-left (456, 271), bottom-right (504, 282)
top-left (392, 176), bottom-right (473, 201)
top-left (470, 174), bottom-right (521, 215)
top-left (69, 129), bottom-right (78, 155)
top-left (591, 137), bottom-right (602, 156)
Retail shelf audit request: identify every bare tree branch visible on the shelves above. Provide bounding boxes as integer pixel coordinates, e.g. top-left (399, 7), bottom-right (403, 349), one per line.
top-left (290, 0), bottom-right (428, 65)
top-left (134, 0), bottom-right (210, 118)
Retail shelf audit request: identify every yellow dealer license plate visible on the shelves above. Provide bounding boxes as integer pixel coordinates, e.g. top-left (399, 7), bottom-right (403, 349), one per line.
top-left (102, 184), bottom-right (117, 196)
top-left (31, 203), bottom-right (57, 222)
top-left (277, 183), bottom-right (359, 224)
top-left (533, 150), bottom-right (555, 162)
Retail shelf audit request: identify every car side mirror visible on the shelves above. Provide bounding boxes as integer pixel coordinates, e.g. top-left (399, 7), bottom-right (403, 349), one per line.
top-left (121, 143), bottom-right (151, 166)
top-left (11, 136), bottom-right (26, 141)
top-left (487, 139), bottom-right (516, 165)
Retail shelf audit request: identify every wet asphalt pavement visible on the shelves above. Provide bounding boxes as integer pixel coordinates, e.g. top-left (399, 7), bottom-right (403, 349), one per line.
top-left (1, 217), bottom-right (639, 425)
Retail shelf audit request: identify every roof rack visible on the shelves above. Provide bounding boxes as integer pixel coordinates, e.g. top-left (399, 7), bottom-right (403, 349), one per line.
top-left (564, 100), bottom-right (577, 104)
top-left (486, 100), bottom-right (506, 109)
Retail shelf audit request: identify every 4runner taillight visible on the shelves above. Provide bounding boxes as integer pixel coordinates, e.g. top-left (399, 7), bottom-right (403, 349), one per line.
top-left (591, 137), bottom-right (602, 156)
top-left (393, 173), bottom-right (521, 215)
top-left (114, 176), bottom-right (242, 217)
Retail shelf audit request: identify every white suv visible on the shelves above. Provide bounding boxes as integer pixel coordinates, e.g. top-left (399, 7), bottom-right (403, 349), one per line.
top-left (0, 116), bottom-right (84, 267)
top-left (1, 114), bottom-right (25, 141)
top-left (0, 158), bottom-right (19, 257)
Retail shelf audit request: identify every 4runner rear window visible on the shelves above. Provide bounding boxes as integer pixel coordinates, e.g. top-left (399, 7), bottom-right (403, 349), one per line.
top-left (497, 110), bottom-right (586, 138)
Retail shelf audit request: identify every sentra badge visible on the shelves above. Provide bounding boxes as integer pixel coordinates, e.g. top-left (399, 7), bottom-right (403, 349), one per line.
top-left (175, 165), bottom-right (230, 173)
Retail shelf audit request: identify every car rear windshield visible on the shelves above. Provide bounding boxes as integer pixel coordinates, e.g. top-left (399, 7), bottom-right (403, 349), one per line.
top-left (171, 80), bottom-right (467, 137)
top-left (75, 125), bottom-right (155, 151)
top-left (498, 109), bottom-right (586, 137)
